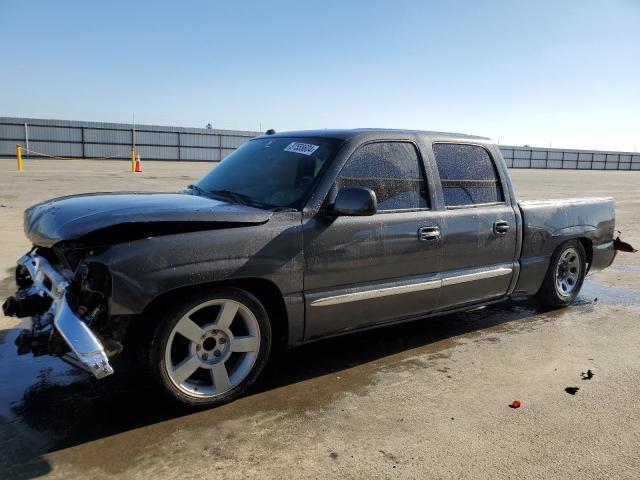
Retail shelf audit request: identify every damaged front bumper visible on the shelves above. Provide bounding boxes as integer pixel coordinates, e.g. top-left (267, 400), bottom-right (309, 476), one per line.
top-left (4, 252), bottom-right (114, 379)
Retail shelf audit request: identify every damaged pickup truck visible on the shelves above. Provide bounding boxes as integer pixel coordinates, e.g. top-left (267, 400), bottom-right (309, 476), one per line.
top-left (3, 129), bottom-right (628, 407)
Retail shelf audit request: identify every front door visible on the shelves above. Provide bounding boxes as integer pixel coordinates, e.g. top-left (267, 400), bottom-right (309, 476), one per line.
top-left (303, 141), bottom-right (443, 340)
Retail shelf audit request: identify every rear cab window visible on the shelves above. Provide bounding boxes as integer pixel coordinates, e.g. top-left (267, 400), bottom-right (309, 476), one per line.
top-left (432, 143), bottom-right (504, 208)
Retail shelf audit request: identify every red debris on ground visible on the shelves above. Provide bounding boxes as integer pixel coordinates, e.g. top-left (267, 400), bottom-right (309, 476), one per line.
top-left (509, 400), bottom-right (522, 409)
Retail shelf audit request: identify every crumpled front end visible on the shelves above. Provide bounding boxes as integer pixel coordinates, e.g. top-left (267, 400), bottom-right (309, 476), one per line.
top-left (2, 251), bottom-right (114, 379)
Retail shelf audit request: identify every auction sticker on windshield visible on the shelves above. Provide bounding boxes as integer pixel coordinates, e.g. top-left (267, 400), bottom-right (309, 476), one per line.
top-left (284, 142), bottom-right (320, 156)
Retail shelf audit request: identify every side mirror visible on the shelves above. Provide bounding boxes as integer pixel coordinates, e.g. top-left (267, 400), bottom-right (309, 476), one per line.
top-left (330, 187), bottom-right (377, 216)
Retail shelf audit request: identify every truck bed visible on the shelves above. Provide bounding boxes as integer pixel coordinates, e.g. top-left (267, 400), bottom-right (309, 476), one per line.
top-left (514, 196), bottom-right (616, 296)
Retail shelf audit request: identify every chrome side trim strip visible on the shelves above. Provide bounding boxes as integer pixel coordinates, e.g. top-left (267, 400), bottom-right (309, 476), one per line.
top-left (441, 266), bottom-right (513, 287)
top-left (310, 279), bottom-right (441, 307)
top-left (310, 265), bottom-right (513, 307)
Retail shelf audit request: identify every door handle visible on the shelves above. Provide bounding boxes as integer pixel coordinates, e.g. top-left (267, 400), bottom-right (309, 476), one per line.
top-left (418, 226), bottom-right (441, 242)
top-left (494, 220), bottom-right (510, 235)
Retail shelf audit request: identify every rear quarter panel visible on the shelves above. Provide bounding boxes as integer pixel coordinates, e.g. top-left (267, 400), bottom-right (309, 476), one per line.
top-left (514, 197), bottom-right (615, 295)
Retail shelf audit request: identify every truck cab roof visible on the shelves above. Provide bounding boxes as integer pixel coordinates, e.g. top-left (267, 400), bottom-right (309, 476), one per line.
top-left (256, 128), bottom-right (493, 143)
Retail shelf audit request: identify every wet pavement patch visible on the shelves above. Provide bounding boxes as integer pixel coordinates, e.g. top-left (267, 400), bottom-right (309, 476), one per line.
top-left (579, 278), bottom-right (640, 307)
top-left (0, 299), bottom-right (550, 472)
top-left (607, 265), bottom-right (640, 273)
top-left (0, 271), bottom-right (639, 476)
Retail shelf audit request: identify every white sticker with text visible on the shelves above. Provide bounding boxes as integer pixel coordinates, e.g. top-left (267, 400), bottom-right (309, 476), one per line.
top-left (283, 142), bottom-right (320, 156)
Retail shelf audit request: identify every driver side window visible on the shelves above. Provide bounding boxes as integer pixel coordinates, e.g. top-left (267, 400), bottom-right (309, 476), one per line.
top-left (336, 142), bottom-right (428, 211)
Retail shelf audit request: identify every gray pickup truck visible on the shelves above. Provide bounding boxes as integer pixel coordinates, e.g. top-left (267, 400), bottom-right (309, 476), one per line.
top-left (3, 129), bottom-right (622, 407)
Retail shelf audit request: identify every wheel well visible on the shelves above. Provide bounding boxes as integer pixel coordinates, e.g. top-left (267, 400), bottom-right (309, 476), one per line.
top-left (127, 278), bottom-right (289, 353)
top-left (577, 237), bottom-right (593, 270)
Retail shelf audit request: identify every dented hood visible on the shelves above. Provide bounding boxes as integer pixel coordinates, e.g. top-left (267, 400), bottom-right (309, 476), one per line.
top-left (24, 192), bottom-right (273, 247)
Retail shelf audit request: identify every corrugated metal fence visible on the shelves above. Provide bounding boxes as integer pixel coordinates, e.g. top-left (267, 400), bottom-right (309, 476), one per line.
top-left (0, 117), bottom-right (259, 162)
top-left (2, 117), bottom-right (639, 169)
top-left (501, 145), bottom-right (640, 170)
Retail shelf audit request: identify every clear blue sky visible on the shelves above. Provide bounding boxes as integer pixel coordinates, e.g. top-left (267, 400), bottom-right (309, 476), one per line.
top-left (1, 0), bottom-right (638, 150)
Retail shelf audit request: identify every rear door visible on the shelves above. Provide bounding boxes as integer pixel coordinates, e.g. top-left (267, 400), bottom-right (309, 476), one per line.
top-left (431, 143), bottom-right (518, 309)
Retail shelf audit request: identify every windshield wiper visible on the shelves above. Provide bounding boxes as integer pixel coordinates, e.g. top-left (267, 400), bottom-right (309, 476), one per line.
top-left (208, 189), bottom-right (275, 210)
top-left (208, 189), bottom-right (250, 205)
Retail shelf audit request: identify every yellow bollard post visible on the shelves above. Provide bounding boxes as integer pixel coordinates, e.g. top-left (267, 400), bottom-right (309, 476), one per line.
top-left (131, 147), bottom-right (136, 173)
top-left (16, 144), bottom-right (23, 172)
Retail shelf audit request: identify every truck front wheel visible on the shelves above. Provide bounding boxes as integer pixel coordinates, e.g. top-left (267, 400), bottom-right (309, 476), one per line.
top-left (149, 287), bottom-right (271, 407)
top-left (536, 240), bottom-right (587, 308)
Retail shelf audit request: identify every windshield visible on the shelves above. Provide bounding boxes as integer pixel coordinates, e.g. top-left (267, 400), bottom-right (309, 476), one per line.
top-left (194, 137), bottom-right (343, 209)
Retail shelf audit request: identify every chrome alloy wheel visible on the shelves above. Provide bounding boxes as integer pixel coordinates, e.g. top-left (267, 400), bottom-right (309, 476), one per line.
top-left (555, 247), bottom-right (581, 297)
top-left (164, 299), bottom-right (261, 398)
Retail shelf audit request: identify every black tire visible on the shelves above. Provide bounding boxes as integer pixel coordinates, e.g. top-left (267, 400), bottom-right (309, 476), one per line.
top-left (149, 287), bottom-right (271, 408)
top-left (536, 240), bottom-right (587, 308)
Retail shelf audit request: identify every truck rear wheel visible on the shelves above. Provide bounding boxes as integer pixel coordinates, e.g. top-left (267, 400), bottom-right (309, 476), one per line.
top-left (149, 287), bottom-right (271, 407)
top-left (536, 240), bottom-right (587, 308)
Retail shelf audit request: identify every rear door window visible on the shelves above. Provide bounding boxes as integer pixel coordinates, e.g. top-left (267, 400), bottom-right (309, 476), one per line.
top-left (432, 143), bottom-right (504, 207)
top-left (337, 142), bottom-right (428, 211)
